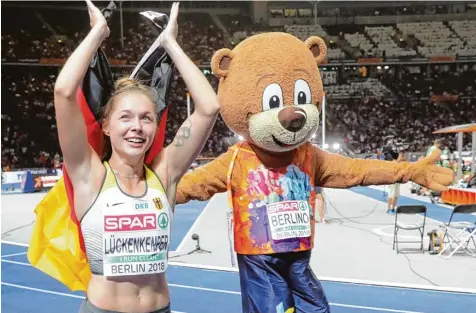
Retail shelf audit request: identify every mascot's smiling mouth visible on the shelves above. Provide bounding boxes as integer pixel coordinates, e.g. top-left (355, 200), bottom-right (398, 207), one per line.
top-left (272, 135), bottom-right (296, 148)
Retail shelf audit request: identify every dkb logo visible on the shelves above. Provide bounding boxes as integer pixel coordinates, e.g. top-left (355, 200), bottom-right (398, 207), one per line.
top-left (135, 203), bottom-right (149, 210)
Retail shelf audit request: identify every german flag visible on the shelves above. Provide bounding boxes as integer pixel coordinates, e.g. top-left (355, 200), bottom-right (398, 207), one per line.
top-left (27, 2), bottom-right (174, 291)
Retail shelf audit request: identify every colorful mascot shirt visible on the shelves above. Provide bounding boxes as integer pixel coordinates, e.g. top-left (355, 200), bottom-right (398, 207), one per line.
top-left (228, 142), bottom-right (317, 255)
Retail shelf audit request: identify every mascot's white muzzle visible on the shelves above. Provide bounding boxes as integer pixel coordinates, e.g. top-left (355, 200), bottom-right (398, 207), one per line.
top-left (249, 104), bottom-right (319, 152)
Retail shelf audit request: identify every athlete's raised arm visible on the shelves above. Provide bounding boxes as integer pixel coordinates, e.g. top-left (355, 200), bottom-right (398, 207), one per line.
top-left (53, 0), bottom-right (109, 184)
top-left (151, 3), bottom-right (220, 188)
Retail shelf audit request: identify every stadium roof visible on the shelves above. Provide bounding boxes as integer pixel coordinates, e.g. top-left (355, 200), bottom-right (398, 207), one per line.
top-left (433, 123), bottom-right (476, 134)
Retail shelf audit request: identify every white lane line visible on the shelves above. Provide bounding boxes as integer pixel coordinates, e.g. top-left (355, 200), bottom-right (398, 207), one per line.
top-left (1, 281), bottom-right (84, 299)
top-left (1, 240), bottom-right (29, 247)
top-left (2, 259), bottom-right (31, 267)
top-left (1, 282), bottom-right (187, 313)
top-left (3, 242), bottom-right (476, 295)
top-left (1, 281), bottom-right (425, 313)
top-left (1, 252), bottom-right (28, 258)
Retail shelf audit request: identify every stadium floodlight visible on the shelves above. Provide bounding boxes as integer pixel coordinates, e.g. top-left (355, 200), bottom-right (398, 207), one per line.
top-left (333, 143), bottom-right (340, 150)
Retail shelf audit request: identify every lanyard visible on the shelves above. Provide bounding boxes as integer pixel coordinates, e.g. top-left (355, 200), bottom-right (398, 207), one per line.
top-left (225, 141), bottom-right (243, 267)
top-left (226, 141), bottom-right (243, 210)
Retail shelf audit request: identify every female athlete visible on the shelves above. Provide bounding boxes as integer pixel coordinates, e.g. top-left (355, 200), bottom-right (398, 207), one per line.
top-left (53, 1), bottom-right (219, 312)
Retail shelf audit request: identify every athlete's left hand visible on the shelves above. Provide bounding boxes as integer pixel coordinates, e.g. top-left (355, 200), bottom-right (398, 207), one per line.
top-left (159, 2), bottom-right (179, 48)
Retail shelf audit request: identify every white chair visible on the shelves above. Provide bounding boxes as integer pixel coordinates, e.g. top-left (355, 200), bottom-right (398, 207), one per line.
top-left (438, 204), bottom-right (476, 259)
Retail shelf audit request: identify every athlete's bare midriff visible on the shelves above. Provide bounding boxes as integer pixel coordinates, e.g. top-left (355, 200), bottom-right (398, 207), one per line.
top-left (86, 272), bottom-right (170, 312)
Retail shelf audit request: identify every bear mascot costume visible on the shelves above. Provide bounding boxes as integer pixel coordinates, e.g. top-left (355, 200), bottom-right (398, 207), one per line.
top-left (174, 32), bottom-right (454, 313)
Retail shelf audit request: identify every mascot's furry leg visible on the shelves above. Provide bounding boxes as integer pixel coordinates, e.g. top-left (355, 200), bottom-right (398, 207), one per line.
top-left (27, 2), bottom-right (175, 292)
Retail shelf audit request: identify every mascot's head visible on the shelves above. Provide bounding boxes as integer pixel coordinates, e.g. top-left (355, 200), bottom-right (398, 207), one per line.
top-left (211, 32), bottom-right (327, 152)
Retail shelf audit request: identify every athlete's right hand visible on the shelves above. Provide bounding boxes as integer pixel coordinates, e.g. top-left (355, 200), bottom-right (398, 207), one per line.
top-left (85, 0), bottom-right (110, 39)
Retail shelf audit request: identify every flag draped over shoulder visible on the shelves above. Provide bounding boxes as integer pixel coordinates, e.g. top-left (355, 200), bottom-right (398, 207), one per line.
top-left (27, 4), bottom-right (175, 292)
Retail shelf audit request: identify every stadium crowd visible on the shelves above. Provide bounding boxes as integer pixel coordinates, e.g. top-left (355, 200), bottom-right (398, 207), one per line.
top-left (2, 2), bottom-right (475, 171)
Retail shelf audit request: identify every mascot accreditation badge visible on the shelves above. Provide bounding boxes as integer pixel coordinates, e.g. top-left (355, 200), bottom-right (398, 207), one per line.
top-left (102, 211), bottom-right (169, 276)
top-left (266, 200), bottom-right (312, 240)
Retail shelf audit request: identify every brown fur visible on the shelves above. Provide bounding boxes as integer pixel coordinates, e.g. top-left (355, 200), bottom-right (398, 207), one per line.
top-left (176, 32), bottom-right (454, 204)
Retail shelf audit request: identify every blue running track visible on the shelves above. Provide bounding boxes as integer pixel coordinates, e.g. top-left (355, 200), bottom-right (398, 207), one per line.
top-left (2, 196), bottom-right (475, 313)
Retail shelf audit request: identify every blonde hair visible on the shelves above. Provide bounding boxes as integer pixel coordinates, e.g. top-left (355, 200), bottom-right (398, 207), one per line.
top-left (101, 76), bottom-right (159, 160)
top-left (102, 76), bottom-right (158, 119)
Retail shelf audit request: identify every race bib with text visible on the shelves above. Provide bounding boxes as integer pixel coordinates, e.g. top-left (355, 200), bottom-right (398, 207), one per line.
top-left (266, 200), bottom-right (312, 241)
top-left (102, 212), bottom-right (169, 276)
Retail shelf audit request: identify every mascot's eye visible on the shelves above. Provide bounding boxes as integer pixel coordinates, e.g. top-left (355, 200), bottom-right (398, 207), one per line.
top-left (294, 79), bottom-right (311, 105)
top-left (262, 83), bottom-right (283, 111)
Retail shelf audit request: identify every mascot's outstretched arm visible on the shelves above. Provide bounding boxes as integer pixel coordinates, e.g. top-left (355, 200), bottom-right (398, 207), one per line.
top-left (176, 147), bottom-right (234, 204)
top-left (313, 146), bottom-right (454, 192)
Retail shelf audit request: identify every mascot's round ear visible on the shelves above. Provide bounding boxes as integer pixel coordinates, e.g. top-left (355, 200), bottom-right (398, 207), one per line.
top-left (304, 36), bottom-right (327, 64)
top-left (211, 48), bottom-right (234, 78)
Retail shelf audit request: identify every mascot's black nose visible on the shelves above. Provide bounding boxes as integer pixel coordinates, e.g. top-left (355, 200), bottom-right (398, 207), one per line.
top-left (278, 107), bottom-right (306, 132)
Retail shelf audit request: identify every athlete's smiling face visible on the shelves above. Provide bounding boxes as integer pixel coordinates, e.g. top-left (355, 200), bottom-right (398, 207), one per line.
top-left (103, 91), bottom-right (157, 159)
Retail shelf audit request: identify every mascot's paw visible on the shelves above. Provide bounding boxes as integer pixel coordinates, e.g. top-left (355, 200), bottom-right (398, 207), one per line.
top-left (409, 149), bottom-right (454, 192)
